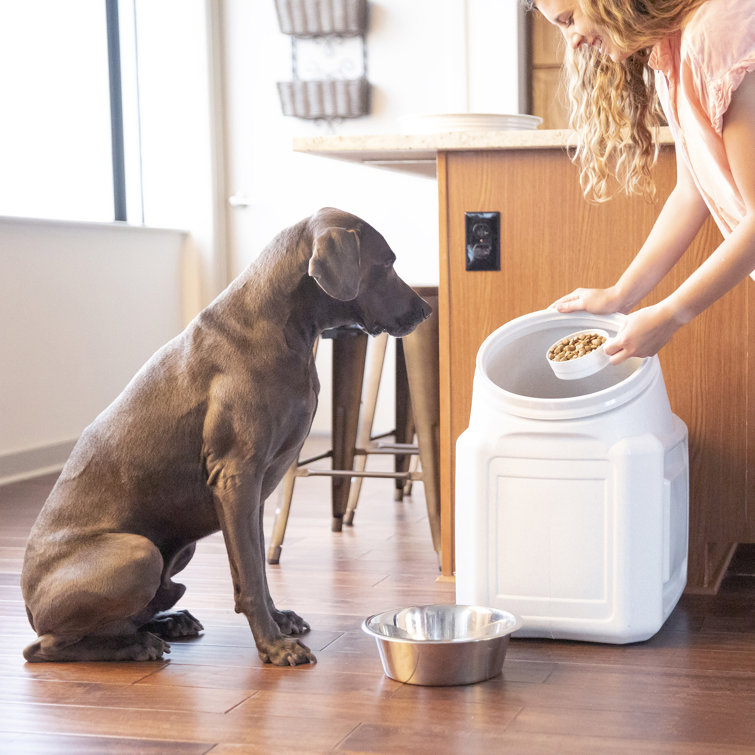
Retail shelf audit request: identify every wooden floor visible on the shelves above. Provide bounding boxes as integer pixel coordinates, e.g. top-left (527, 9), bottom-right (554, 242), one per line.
top-left (1, 441), bottom-right (755, 754)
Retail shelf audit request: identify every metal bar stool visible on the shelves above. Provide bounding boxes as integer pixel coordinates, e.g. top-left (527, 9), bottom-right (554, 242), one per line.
top-left (267, 286), bottom-right (440, 566)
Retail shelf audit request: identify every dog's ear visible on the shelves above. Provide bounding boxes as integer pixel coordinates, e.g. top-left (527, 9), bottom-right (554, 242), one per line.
top-left (308, 227), bottom-right (361, 301)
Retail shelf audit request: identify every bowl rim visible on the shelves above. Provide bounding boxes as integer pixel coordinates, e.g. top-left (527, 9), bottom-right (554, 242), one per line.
top-left (546, 328), bottom-right (610, 380)
top-left (361, 603), bottom-right (523, 644)
top-left (546, 328), bottom-right (610, 363)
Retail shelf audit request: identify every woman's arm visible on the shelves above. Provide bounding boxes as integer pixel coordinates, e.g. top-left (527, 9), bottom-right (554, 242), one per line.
top-left (605, 71), bottom-right (755, 362)
top-left (660, 72), bottom-right (755, 324)
top-left (613, 154), bottom-right (710, 312)
top-left (551, 149), bottom-right (709, 316)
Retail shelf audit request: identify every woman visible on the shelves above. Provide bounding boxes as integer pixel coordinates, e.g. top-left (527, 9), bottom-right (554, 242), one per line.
top-left (533, 0), bottom-right (754, 363)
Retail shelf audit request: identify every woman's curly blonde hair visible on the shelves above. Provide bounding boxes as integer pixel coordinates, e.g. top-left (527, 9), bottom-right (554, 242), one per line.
top-left (529, 0), bottom-right (706, 202)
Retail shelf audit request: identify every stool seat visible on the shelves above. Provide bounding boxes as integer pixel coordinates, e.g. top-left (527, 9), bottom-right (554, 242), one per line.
top-left (321, 324), bottom-right (364, 339)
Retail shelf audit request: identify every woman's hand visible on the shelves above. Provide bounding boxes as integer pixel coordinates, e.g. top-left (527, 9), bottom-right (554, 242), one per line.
top-left (550, 285), bottom-right (625, 314)
top-left (603, 303), bottom-right (682, 364)
top-left (550, 289), bottom-right (683, 362)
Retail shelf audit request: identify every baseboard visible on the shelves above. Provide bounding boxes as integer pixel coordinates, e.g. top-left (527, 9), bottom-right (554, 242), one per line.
top-left (0, 439), bottom-right (76, 486)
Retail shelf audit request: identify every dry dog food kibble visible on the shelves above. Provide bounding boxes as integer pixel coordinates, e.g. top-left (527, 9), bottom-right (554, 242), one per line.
top-left (548, 332), bottom-right (606, 362)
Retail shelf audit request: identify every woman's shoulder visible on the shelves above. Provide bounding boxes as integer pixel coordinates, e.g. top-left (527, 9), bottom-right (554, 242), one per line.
top-left (684, 0), bottom-right (753, 30)
top-left (681, 0), bottom-right (754, 130)
top-left (682, 0), bottom-right (754, 76)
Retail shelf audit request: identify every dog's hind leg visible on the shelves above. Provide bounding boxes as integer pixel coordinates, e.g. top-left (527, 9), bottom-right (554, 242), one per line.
top-left (142, 609), bottom-right (203, 639)
top-left (23, 532), bottom-right (168, 662)
top-left (139, 543), bottom-right (204, 640)
top-left (24, 627), bottom-right (168, 662)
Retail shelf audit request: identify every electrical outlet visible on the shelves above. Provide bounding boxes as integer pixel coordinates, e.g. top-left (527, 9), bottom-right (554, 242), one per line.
top-left (465, 212), bottom-right (500, 271)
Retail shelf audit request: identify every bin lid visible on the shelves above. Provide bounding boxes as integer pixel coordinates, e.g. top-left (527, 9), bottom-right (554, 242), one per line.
top-left (475, 310), bottom-right (659, 420)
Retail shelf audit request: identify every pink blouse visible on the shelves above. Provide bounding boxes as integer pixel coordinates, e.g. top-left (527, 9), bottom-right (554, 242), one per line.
top-left (649, 0), bottom-right (754, 245)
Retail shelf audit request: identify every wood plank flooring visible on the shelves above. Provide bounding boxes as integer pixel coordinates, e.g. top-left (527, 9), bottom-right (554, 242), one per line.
top-left (1, 440), bottom-right (754, 753)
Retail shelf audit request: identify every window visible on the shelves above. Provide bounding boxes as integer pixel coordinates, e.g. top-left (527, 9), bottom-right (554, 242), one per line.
top-left (0, 1), bottom-right (127, 223)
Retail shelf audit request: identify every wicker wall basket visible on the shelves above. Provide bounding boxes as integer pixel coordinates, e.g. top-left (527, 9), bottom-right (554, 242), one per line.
top-left (274, 0), bottom-right (367, 37)
top-left (277, 77), bottom-right (369, 120)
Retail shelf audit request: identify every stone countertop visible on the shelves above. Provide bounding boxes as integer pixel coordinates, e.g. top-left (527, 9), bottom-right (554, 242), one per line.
top-left (293, 127), bottom-right (675, 177)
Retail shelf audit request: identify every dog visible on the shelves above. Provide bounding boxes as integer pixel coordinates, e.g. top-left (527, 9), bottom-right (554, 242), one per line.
top-left (21, 207), bottom-right (431, 666)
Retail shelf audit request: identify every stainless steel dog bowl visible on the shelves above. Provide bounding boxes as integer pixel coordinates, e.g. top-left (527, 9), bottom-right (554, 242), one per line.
top-left (362, 604), bottom-right (521, 686)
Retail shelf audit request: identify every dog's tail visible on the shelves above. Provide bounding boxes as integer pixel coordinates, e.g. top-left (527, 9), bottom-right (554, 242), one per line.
top-left (22, 635), bottom-right (50, 662)
top-left (22, 633), bottom-right (80, 663)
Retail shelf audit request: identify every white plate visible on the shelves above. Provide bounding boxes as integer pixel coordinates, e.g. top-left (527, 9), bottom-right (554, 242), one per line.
top-left (399, 113), bottom-right (543, 133)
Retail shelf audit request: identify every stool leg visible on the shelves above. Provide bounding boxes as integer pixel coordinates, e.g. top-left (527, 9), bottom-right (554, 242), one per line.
top-left (401, 290), bottom-right (441, 561)
top-left (344, 333), bottom-right (389, 526)
top-left (267, 338), bottom-right (319, 563)
top-left (267, 460), bottom-right (297, 564)
top-left (394, 339), bottom-right (414, 501)
top-left (331, 331), bottom-right (368, 532)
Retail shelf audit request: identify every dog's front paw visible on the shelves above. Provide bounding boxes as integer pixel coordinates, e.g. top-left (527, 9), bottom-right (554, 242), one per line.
top-left (272, 608), bottom-right (310, 636)
top-left (143, 609), bottom-right (204, 639)
top-left (258, 637), bottom-right (316, 667)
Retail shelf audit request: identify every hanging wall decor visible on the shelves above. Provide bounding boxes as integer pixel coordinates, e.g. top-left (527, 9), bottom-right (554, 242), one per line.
top-left (275, 0), bottom-right (367, 36)
top-left (274, 0), bottom-right (370, 122)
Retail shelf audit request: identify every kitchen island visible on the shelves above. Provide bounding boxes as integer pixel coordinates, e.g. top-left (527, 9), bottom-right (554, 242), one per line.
top-left (295, 128), bottom-right (754, 593)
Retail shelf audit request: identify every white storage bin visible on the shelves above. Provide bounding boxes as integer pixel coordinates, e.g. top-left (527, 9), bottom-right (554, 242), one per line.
top-left (455, 310), bottom-right (688, 644)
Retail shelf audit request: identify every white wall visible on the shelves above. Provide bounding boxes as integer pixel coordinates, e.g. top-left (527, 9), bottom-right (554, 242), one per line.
top-left (125, 0), bottom-right (224, 306)
top-left (0, 218), bottom-right (191, 483)
top-left (223, 0), bottom-right (523, 282)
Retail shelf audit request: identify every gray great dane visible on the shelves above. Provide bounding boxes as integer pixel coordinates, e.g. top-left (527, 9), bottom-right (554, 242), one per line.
top-left (21, 208), bottom-right (431, 666)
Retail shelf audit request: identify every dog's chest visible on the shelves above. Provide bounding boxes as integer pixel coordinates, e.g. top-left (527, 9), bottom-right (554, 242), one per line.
top-left (252, 354), bottom-right (318, 436)
top-left (280, 363), bottom-right (318, 439)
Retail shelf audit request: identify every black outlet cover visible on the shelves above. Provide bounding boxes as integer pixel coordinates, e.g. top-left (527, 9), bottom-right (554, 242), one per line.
top-left (465, 211), bottom-right (500, 271)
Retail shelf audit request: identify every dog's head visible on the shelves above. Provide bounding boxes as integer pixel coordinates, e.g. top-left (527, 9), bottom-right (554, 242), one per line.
top-left (308, 208), bottom-right (431, 337)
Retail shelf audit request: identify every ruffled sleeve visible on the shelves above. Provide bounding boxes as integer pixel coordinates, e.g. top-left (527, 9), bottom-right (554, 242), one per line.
top-left (682, 2), bottom-right (755, 134)
top-left (709, 59), bottom-right (755, 133)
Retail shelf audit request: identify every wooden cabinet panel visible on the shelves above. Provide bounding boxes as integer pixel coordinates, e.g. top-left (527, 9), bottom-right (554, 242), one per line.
top-left (531, 12), bottom-right (569, 129)
top-left (532, 68), bottom-right (570, 130)
top-left (437, 147), bottom-right (753, 591)
top-left (531, 11), bottom-right (564, 66)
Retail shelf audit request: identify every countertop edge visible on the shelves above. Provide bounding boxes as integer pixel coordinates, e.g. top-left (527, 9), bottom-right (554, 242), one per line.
top-left (292, 127), bottom-right (675, 166)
